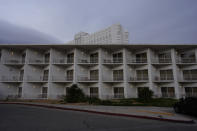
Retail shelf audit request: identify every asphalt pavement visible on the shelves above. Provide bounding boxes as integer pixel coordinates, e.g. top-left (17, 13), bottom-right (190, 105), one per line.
top-left (0, 104), bottom-right (197, 131)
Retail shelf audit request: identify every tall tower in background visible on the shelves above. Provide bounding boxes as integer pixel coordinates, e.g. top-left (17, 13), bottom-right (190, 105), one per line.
top-left (68, 24), bottom-right (129, 44)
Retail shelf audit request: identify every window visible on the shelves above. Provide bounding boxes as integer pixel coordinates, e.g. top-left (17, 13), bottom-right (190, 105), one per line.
top-left (180, 53), bottom-right (196, 63)
top-left (113, 52), bottom-right (123, 63)
top-left (136, 70), bottom-right (148, 80)
top-left (44, 53), bottom-right (50, 63)
top-left (113, 70), bottom-right (123, 81)
top-left (90, 87), bottom-right (98, 98)
top-left (19, 70), bottom-right (24, 81)
top-left (160, 70), bottom-right (173, 80)
top-left (185, 87), bottom-right (197, 97)
top-left (183, 70), bottom-right (197, 80)
top-left (42, 87), bottom-right (48, 98)
top-left (161, 87), bottom-right (175, 98)
top-left (90, 53), bottom-right (98, 63)
top-left (90, 70), bottom-right (98, 80)
top-left (66, 70), bottom-right (73, 81)
top-left (158, 53), bottom-right (171, 63)
top-left (67, 53), bottom-right (74, 63)
top-left (18, 87), bottom-right (22, 98)
top-left (43, 70), bottom-right (49, 81)
top-left (114, 87), bottom-right (124, 98)
top-left (22, 53), bottom-right (26, 63)
top-left (136, 53), bottom-right (147, 63)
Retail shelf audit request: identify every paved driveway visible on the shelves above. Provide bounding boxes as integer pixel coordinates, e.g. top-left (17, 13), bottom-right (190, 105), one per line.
top-left (0, 104), bottom-right (197, 131)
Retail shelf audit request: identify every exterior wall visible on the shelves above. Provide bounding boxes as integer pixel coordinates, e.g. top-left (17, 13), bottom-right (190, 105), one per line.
top-left (0, 44), bottom-right (197, 100)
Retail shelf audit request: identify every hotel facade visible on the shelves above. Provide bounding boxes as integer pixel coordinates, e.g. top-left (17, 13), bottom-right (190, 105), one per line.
top-left (0, 44), bottom-right (197, 100)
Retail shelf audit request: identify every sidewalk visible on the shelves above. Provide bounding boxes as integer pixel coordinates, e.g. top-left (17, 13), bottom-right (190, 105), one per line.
top-left (0, 102), bottom-right (195, 124)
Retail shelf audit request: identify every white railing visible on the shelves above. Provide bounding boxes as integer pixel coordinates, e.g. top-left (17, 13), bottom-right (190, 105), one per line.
top-left (128, 58), bottom-right (147, 63)
top-left (78, 76), bottom-right (98, 81)
top-left (4, 59), bottom-right (24, 64)
top-left (26, 75), bottom-right (48, 82)
top-left (103, 58), bottom-right (123, 64)
top-left (28, 59), bottom-right (47, 64)
top-left (51, 76), bottom-right (73, 81)
top-left (129, 76), bottom-right (149, 81)
top-left (152, 58), bottom-right (172, 63)
top-left (78, 58), bottom-right (98, 64)
top-left (176, 58), bottom-right (196, 63)
top-left (183, 75), bottom-right (197, 81)
top-left (155, 76), bottom-right (174, 81)
top-left (52, 58), bottom-right (74, 64)
top-left (1, 75), bottom-right (23, 82)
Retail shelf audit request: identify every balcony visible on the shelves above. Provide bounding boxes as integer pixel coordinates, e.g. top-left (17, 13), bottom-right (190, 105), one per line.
top-left (154, 76), bottom-right (174, 83)
top-left (103, 76), bottom-right (123, 83)
top-left (152, 58), bottom-right (172, 66)
top-left (127, 58), bottom-right (147, 66)
top-left (113, 93), bottom-right (125, 99)
top-left (52, 58), bottom-right (74, 65)
top-left (51, 76), bottom-right (73, 83)
top-left (1, 75), bottom-right (23, 83)
top-left (38, 93), bottom-right (48, 99)
top-left (128, 76), bottom-right (149, 83)
top-left (78, 58), bottom-right (98, 67)
top-left (78, 76), bottom-right (98, 83)
top-left (176, 58), bottom-right (196, 66)
top-left (3, 59), bottom-right (24, 66)
top-left (28, 59), bottom-right (49, 65)
top-left (157, 93), bottom-right (175, 98)
top-left (26, 75), bottom-right (48, 83)
top-left (180, 76), bottom-right (197, 83)
top-left (103, 58), bottom-right (123, 64)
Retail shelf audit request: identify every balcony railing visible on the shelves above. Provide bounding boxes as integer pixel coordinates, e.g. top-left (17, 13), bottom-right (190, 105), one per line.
top-left (113, 76), bottom-right (124, 81)
top-left (3, 59), bottom-right (24, 64)
top-left (51, 76), bottom-right (73, 81)
top-left (52, 58), bottom-right (74, 64)
top-left (156, 93), bottom-right (175, 98)
top-left (152, 58), bottom-right (172, 64)
top-left (128, 58), bottom-right (147, 64)
top-left (78, 76), bottom-right (98, 81)
top-left (129, 76), bottom-right (149, 81)
top-left (114, 93), bottom-right (124, 99)
top-left (28, 59), bottom-right (49, 64)
top-left (176, 58), bottom-right (196, 63)
top-left (185, 93), bottom-right (197, 97)
top-left (26, 75), bottom-right (48, 82)
top-left (1, 75), bottom-right (23, 82)
top-left (155, 76), bottom-right (174, 81)
top-left (78, 58), bottom-right (98, 64)
top-left (103, 58), bottom-right (123, 64)
top-left (38, 93), bottom-right (48, 99)
top-left (183, 76), bottom-right (197, 81)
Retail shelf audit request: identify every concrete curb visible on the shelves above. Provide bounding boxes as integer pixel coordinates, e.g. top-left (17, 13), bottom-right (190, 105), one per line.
top-left (0, 102), bottom-right (195, 124)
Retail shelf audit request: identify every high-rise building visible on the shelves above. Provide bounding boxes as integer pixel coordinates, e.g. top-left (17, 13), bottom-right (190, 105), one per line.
top-left (68, 24), bottom-right (129, 44)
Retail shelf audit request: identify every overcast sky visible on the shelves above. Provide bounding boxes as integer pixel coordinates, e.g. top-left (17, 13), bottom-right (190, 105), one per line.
top-left (0, 0), bottom-right (197, 44)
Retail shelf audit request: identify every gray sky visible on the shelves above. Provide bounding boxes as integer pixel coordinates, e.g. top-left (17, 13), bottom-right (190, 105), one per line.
top-left (0, 0), bottom-right (197, 44)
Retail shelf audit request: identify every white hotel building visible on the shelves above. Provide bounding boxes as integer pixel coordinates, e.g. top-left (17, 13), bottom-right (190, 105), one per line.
top-left (0, 44), bottom-right (197, 100)
top-left (0, 25), bottom-right (197, 100)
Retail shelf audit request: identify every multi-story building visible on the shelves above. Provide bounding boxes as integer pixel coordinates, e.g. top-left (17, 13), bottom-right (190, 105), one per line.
top-left (0, 44), bottom-right (197, 100)
top-left (68, 24), bottom-right (129, 44)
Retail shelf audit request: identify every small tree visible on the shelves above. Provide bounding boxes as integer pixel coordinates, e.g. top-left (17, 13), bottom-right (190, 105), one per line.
top-left (64, 84), bottom-right (86, 103)
top-left (138, 88), bottom-right (153, 102)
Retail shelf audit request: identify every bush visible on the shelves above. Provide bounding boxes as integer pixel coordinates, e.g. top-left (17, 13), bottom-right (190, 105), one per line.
top-left (87, 97), bottom-right (101, 104)
top-left (138, 88), bottom-right (153, 102)
top-left (64, 84), bottom-right (86, 103)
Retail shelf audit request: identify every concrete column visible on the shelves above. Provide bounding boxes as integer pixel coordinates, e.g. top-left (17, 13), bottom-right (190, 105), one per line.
top-left (73, 48), bottom-right (78, 84)
top-left (171, 48), bottom-right (180, 99)
top-left (48, 48), bottom-right (53, 99)
top-left (147, 48), bottom-right (154, 91)
top-left (98, 48), bottom-right (103, 99)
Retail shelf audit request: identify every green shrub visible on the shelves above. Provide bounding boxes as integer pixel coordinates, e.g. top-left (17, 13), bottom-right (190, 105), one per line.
top-left (138, 88), bottom-right (153, 102)
top-left (64, 84), bottom-right (86, 103)
top-left (87, 97), bottom-right (101, 104)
